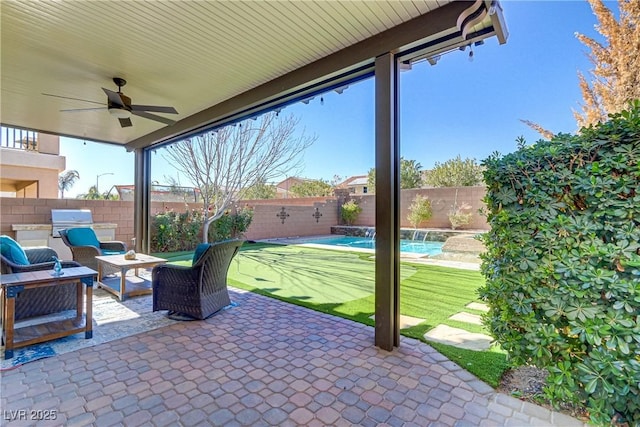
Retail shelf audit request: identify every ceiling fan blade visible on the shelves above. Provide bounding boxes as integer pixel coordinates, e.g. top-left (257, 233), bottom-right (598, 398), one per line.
top-left (102, 88), bottom-right (125, 107)
top-left (42, 93), bottom-right (104, 105)
top-left (119, 117), bottom-right (133, 128)
top-left (130, 104), bottom-right (178, 114)
top-left (131, 110), bottom-right (176, 126)
top-left (60, 107), bottom-right (107, 112)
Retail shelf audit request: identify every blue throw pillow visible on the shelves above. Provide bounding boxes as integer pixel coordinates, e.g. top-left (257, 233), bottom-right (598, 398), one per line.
top-left (103, 250), bottom-right (125, 255)
top-left (66, 228), bottom-right (101, 248)
top-left (0, 235), bottom-right (30, 265)
top-left (192, 243), bottom-right (211, 265)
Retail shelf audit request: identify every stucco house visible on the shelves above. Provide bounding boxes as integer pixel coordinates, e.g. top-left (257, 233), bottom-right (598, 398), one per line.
top-left (338, 175), bottom-right (370, 194)
top-left (0, 128), bottom-right (65, 198)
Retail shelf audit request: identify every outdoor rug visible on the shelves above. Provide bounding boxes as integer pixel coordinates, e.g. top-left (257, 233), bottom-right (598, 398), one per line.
top-left (1, 288), bottom-right (238, 370)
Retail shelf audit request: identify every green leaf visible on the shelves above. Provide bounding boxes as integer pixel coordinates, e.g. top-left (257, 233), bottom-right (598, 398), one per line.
top-left (585, 378), bottom-right (598, 394)
top-left (480, 101), bottom-right (640, 425)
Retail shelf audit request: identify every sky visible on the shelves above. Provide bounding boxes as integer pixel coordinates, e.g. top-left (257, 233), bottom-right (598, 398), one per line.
top-left (60, 1), bottom-right (605, 197)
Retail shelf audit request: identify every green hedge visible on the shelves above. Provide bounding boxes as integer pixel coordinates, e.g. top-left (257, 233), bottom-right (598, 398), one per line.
top-left (208, 206), bottom-right (253, 243)
top-left (151, 208), bottom-right (203, 252)
top-left (479, 102), bottom-right (640, 425)
top-left (150, 206), bottom-right (253, 252)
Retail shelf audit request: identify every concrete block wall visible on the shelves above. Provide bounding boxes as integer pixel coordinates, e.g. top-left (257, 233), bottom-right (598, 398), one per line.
top-left (244, 200), bottom-right (339, 240)
top-left (238, 197), bottom-right (334, 206)
top-left (349, 186), bottom-right (488, 230)
top-left (402, 186), bottom-right (487, 229)
top-left (1, 187), bottom-right (487, 251)
top-left (0, 198), bottom-right (135, 245)
top-left (349, 195), bottom-right (376, 225)
top-left (150, 201), bottom-right (201, 216)
top-left (148, 199), bottom-right (340, 241)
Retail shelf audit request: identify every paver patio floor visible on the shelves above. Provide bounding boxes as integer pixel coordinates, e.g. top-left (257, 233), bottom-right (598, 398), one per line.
top-left (0, 288), bottom-right (587, 426)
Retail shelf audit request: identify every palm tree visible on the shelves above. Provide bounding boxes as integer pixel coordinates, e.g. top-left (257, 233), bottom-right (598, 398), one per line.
top-left (58, 170), bottom-right (80, 198)
top-left (78, 185), bottom-right (102, 200)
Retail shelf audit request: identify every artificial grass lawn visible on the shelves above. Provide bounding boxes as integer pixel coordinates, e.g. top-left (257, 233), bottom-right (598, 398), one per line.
top-left (156, 242), bottom-right (508, 386)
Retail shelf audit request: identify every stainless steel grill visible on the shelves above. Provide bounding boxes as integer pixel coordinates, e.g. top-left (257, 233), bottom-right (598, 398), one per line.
top-left (51, 209), bottom-right (93, 237)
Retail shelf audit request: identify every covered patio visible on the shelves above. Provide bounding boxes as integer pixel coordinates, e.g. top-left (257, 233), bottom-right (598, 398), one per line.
top-left (0, 1), bottom-right (588, 425)
top-left (1, 0), bottom-right (507, 349)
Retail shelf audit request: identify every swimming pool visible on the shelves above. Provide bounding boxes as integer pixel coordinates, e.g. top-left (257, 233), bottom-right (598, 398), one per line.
top-left (296, 235), bottom-right (443, 256)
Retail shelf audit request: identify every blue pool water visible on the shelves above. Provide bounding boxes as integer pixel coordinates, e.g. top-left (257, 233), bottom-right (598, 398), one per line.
top-left (299, 235), bottom-right (443, 256)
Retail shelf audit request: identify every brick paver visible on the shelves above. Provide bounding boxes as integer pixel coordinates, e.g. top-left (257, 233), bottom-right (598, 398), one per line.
top-left (0, 289), bottom-right (589, 426)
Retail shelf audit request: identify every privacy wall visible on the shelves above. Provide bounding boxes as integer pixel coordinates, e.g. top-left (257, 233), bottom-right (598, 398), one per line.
top-left (348, 186), bottom-right (488, 230)
top-left (0, 186), bottom-right (488, 247)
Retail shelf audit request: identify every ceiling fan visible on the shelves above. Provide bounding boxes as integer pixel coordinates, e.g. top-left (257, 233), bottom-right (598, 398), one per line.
top-left (43, 77), bottom-right (178, 128)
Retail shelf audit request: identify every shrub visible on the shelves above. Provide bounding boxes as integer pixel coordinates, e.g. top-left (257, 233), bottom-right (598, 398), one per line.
top-left (150, 205), bottom-right (254, 252)
top-left (448, 202), bottom-right (472, 230)
top-left (407, 195), bottom-right (433, 228)
top-left (479, 102), bottom-right (640, 426)
top-left (448, 189), bottom-right (473, 229)
top-left (208, 205), bottom-right (254, 242)
top-left (150, 208), bottom-right (203, 252)
top-left (341, 200), bottom-right (362, 225)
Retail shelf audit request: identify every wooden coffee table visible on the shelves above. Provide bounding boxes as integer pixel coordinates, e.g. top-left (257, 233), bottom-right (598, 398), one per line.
top-left (95, 253), bottom-right (167, 301)
top-left (1, 266), bottom-right (97, 360)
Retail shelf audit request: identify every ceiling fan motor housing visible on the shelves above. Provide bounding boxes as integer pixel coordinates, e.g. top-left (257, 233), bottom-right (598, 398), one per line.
top-left (113, 77), bottom-right (127, 88)
top-left (108, 92), bottom-right (132, 119)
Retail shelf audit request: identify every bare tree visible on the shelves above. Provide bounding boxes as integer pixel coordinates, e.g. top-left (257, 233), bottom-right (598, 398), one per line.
top-left (163, 112), bottom-right (315, 242)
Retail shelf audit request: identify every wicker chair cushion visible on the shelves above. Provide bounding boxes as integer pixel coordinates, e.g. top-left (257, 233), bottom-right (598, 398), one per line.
top-left (192, 243), bottom-right (211, 265)
top-left (66, 228), bottom-right (100, 248)
top-left (103, 250), bottom-right (125, 255)
top-left (0, 235), bottom-right (30, 265)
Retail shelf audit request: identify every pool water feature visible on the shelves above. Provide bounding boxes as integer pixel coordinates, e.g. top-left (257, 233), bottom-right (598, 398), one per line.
top-left (297, 235), bottom-right (443, 256)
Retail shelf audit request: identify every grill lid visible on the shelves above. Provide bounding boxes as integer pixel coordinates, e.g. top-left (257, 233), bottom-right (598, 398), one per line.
top-left (51, 209), bottom-right (94, 237)
top-left (51, 209), bottom-right (93, 224)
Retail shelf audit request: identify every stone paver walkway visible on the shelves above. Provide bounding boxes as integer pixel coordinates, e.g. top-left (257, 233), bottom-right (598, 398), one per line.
top-left (423, 302), bottom-right (493, 352)
top-left (466, 302), bottom-right (490, 312)
top-left (0, 288), bottom-right (588, 426)
top-left (424, 324), bottom-right (493, 351)
top-left (449, 312), bottom-right (483, 325)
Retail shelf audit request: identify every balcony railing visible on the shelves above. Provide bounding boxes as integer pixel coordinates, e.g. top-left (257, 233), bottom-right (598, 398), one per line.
top-left (1, 126), bottom-right (38, 151)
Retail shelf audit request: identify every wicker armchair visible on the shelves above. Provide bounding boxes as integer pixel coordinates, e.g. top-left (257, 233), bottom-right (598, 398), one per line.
top-left (59, 228), bottom-right (127, 271)
top-left (152, 239), bottom-right (244, 320)
top-left (1, 246), bottom-right (82, 320)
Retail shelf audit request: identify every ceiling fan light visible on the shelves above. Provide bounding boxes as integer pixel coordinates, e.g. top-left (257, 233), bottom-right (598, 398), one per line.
top-left (108, 107), bottom-right (131, 119)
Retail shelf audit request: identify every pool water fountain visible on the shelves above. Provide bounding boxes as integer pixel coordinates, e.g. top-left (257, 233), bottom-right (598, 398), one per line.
top-left (364, 227), bottom-right (376, 240)
top-left (411, 230), bottom-right (427, 242)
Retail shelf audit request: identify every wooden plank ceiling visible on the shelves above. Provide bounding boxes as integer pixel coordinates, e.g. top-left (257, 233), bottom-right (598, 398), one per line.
top-left (1, 1), bottom-right (505, 149)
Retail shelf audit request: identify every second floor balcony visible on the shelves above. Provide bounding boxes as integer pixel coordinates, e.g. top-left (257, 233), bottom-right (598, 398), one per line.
top-left (1, 126), bottom-right (65, 198)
